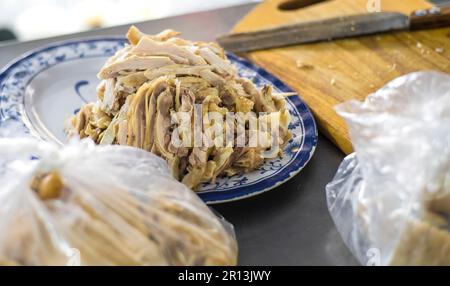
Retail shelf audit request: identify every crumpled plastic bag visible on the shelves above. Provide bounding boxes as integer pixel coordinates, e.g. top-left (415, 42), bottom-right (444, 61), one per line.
top-left (0, 138), bottom-right (237, 266)
top-left (326, 71), bottom-right (450, 266)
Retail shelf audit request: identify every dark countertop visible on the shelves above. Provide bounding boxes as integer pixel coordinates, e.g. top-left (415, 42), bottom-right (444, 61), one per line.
top-left (0, 3), bottom-right (358, 266)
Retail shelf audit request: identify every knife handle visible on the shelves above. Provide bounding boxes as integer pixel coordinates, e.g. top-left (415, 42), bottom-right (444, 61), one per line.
top-left (409, 5), bottom-right (450, 30)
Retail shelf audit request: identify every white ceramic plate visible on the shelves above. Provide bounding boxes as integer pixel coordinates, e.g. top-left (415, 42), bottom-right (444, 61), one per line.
top-left (0, 37), bottom-right (318, 204)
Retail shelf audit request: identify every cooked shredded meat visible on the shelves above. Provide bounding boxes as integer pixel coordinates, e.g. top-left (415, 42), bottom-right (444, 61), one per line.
top-left (67, 26), bottom-right (292, 190)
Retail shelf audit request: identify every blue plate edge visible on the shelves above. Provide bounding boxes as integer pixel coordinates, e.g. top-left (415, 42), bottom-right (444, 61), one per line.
top-left (0, 36), bottom-right (319, 205)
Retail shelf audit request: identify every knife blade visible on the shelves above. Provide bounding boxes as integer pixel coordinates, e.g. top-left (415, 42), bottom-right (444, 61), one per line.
top-left (217, 6), bottom-right (450, 53)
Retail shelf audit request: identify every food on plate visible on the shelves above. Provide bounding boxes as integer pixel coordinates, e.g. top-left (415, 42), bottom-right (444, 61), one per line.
top-left (66, 26), bottom-right (292, 189)
top-left (0, 138), bottom-right (238, 266)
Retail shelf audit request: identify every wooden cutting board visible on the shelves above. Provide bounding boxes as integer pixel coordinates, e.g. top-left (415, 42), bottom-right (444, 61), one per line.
top-left (232, 0), bottom-right (450, 154)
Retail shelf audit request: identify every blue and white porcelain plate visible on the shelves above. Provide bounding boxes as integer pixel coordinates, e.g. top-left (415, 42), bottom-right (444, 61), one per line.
top-left (0, 37), bottom-right (317, 204)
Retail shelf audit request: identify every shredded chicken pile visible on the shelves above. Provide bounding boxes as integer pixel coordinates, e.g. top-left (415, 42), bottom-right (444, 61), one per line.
top-left (67, 26), bottom-right (292, 189)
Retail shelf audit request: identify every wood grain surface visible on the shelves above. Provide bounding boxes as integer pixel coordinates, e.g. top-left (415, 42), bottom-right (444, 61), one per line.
top-left (232, 0), bottom-right (450, 154)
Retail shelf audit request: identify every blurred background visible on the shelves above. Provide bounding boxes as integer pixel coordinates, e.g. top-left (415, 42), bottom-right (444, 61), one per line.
top-left (1, 0), bottom-right (447, 44)
top-left (0, 0), bottom-right (257, 43)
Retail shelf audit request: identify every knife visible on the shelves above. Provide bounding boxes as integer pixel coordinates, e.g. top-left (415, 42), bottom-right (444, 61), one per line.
top-left (217, 5), bottom-right (450, 53)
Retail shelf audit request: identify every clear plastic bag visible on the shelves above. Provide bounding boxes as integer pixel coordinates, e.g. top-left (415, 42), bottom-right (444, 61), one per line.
top-left (326, 71), bottom-right (450, 266)
top-left (0, 138), bottom-right (237, 266)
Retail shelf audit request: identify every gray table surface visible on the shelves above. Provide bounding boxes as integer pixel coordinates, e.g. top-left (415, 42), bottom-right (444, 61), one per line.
top-left (0, 3), bottom-right (358, 266)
